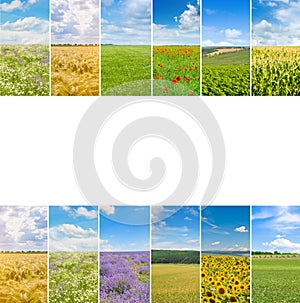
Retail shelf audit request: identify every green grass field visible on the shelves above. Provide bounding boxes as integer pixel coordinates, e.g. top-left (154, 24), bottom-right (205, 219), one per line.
top-left (152, 264), bottom-right (200, 303)
top-left (202, 49), bottom-right (250, 96)
top-left (252, 257), bottom-right (300, 303)
top-left (101, 45), bottom-right (151, 95)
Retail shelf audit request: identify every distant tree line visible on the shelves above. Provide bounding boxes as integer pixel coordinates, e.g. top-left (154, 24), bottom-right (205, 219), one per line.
top-left (152, 250), bottom-right (200, 264)
top-left (252, 251), bottom-right (300, 255)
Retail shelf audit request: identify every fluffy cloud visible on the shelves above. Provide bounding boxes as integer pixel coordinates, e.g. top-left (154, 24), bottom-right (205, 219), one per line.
top-left (178, 4), bottom-right (200, 31)
top-left (50, 224), bottom-right (97, 252)
top-left (263, 237), bottom-right (300, 253)
top-left (184, 217), bottom-right (192, 221)
top-left (100, 206), bottom-right (115, 216)
top-left (211, 241), bottom-right (220, 246)
top-left (51, 0), bottom-right (99, 44)
top-left (0, 17), bottom-right (49, 44)
top-left (234, 226), bottom-right (248, 233)
top-left (253, 1), bottom-right (300, 45)
top-left (224, 28), bottom-right (242, 39)
top-left (0, 0), bottom-right (23, 12)
top-left (74, 207), bottom-right (98, 219)
top-left (0, 207), bottom-right (47, 252)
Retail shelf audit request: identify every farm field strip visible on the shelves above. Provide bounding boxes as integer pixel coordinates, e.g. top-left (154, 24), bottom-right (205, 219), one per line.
top-left (49, 252), bottom-right (98, 303)
top-left (153, 46), bottom-right (200, 96)
top-left (51, 45), bottom-right (99, 96)
top-left (252, 46), bottom-right (300, 96)
top-left (0, 45), bottom-right (49, 96)
top-left (201, 255), bottom-right (250, 303)
top-left (252, 257), bottom-right (300, 303)
top-left (0, 253), bottom-right (47, 303)
top-left (152, 264), bottom-right (200, 303)
top-left (100, 252), bottom-right (150, 303)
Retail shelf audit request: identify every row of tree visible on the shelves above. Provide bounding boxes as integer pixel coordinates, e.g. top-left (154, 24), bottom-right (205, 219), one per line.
top-left (152, 250), bottom-right (200, 264)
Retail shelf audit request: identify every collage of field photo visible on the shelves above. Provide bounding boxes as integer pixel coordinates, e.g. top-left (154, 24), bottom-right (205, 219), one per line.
top-left (153, 0), bottom-right (200, 96)
top-left (152, 206), bottom-right (200, 303)
top-left (252, 206), bottom-right (300, 303)
top-left (51, 0), bottom-right (99, 96)
top-left (49, 206), bottom-right (98, 303)
top-left (101, 0), bottom-right (151, 95)
top-left (202, 0), bottom-right (250, 96)
top-left (0, 0), bottom-right (49, 96)
top-left (201, 206), bottom-right (250, 303)
top-left (100, 206), bottom-right (150, 303)
top-left (252, 0), bottom-right (300, 96)
top-left (0, 206), bottom-right (48, 303)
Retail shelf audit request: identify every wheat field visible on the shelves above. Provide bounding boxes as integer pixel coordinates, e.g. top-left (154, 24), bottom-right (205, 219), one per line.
top-left (51, 45), bottom-right (99, 96)
top-left (0, 253), bottom-right (47, 303)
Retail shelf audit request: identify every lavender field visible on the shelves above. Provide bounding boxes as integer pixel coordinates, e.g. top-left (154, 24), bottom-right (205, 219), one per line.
top-left (100, 252), bottom-right (150, 303)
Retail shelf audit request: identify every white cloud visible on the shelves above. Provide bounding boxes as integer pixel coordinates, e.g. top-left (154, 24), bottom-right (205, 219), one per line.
top-left (102, 0), bottom-right (114, 7)
top-left (211, 241), bottom-right (220, 246)
top-left (186, 239), bottom-right (198, 244)
top-left (253, 2), bottom-right (300, 46)
top-left (224, 28), bottom-right (242, 39)
top-left (0, 0), bottom-right (23, 12)
top-left (262, 237), bottom-right (300, 253)
top-left (51, 0), bottom-right (99, 44)
top-left (0, 207), bottom-right (47, 252)
top-left (50, 224), bottom-right (97, 252)
top-left (184, 217), bottom-right (192, 221)
top-left (178, 4), bottom-right (200, 31)
top-left (75, 207), bottom-right (98, 219)
top-left (205, 9), bottom-right (216, 15)
top-left (234, 226), bottom-right (248, 233)
top-left (267, 2), bottom-right (278, 7)
top-left (100, 206), bottom-right (115, 216)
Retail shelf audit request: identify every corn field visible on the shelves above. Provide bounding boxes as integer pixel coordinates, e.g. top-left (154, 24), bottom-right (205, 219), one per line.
top-left (252, 47), bottom-right (300, 96)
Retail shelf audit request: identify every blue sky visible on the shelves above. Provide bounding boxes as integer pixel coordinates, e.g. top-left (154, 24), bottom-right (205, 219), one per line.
top-left (202, 0), bottom-right (250, 46)
top-left (154, 0), bottom-right (199, 45)
top-left (202, 206), bottom-right (250, 252)
top-left (253, 0), bottom-right (300, 45)
top-left (100, 206), bottom-right (150, 252)
top-left (102, 0), bottom-right (150, 45)
top-left (152, 206), bottom-right (200, 250)
top-left (51, 0), bottom-right (99, 44)
top-left (0, 0), bottom-right (49, 44)
top-left (0, 207), bottom-right (47, 252)
top-left (253, 206), bottom-right (300, 253)
top-left (49, 206), bottom-right (98, 252)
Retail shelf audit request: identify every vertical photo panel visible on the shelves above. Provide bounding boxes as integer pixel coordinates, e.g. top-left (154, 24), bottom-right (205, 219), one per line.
top-left (151, 206), bottom-right (200, 303)
top-left (202, 0), bottom-right (250, 96)
top-left (201, 206), bottom-right (250, 303)
top-left (0, 0), bottom-right (50, 96)
top-left (51, 0), bottom-right (99, 96)
top-left (0, 206), bottom-right (48, 303)
top-left (153, 0), bottom-right (200, 96)
top-left (252, 206), bottom-right (300, 303)
top-left (101, 0), bottom-right (151, 96)
top-left (100, 206), bottom-right (150, 303)
top-left (252, 0), bottom-right (300, 96)
top-left (49, 206), bottom-right (98, 303)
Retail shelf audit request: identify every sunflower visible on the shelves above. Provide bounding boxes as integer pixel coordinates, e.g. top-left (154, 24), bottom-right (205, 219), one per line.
top-left (229, 295), bottom-right (238, 302)
top-left (216, 285), bottom-right (227, 296)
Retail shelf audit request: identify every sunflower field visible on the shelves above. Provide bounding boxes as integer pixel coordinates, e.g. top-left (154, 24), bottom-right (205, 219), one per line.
top-left (201, 255), bottom-right (250, 303)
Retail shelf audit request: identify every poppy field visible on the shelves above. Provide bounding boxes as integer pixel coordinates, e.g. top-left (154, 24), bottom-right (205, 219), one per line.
top-left (153, 46), bottom-right (200, 96)
top-left (0, 45), bottom-right (49, 96)
top-left (252, 256), bottom-right (300, 303)
top-left (51, 46), bottom-right (99, 96)
top-left (100, 251), bottom-right (150, 303)
top-left (0, 253), bottom-right (47, 303)
top-left (201, 255), bottom-right (250, 303)
top-left (252, 46), bottom-right (300, 96)
top-left (49, 252), bottom-right (98, 303)
top-left (202, 48), bottom-right (250, 96)
top-left (101, 45), bottom-right (151, 96)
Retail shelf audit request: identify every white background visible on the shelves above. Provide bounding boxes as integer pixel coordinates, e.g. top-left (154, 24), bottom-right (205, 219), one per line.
top-left (0, 96), bottom-right (299, 206)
